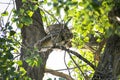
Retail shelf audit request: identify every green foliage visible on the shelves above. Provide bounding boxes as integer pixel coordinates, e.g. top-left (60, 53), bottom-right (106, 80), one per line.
top-left (25, 53), bottom-right (42, 67)
top-left (12, 0), bottom-right (39, 28)
top-left (59, 77), bottom-right (65, 80)
top-left (1, 0), bottom-right (118, 79)
top-left (40, 0), bottom-right (116, 79)
top-left (47, 78), bottom-right (52, 80)
top-left (22, 47), bottom-right (43, 67)
top-left (1, 11), bottom-right (9, 16)
top-left (67, 0), bottom-right (114, 79)
top-left (0, 19), bottom-right (30, 79)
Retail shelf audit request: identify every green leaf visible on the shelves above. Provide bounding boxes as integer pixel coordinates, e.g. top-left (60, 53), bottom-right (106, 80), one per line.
top-left (33, 5), bottom-right (38, 11)
top-left (26, 58), bottom-right (32, 64)
top-left (26, 58), bottom-right (34, 67)
top-left (5, 22), bottom-right (10, 28)
top-left (8, 26), bottom-right (13, 30)
top-left (9, 47), bottom-right (14, 51)
top-left (16, 60), bottom-right (23, 66)
top-left (20, 8), bottom-right (25, 14)
top-left (20, 67), bottom-right (26, 76)
top-left (10, 30), bottom-right (16, 36)
top-left (17, 23), bottom-right (23, 28)
top-left (47, 78), bottom-right (52, 80)
top-left (47, 2), bottom-right (52, 6)
top-left (22, 0), bottom-right (27, 3)
top-left (64, 6), bottom-right (69, 11)
top-left (36, 57), bottom-right (42, 66)
top-left (11, 17), bottom-right (19, 23)
top-left (21, 16), bottom-right (33, 26)
top-left (53, 2), bottom-right (58, 7)
top-left (59, 77), bottom-right (65, 80)
top-left (1, 11), bottom-right (8, 16)
top-left (27, 10), bottom-right (34, 17)
top-left (7, 52), bottom-right (13, 59)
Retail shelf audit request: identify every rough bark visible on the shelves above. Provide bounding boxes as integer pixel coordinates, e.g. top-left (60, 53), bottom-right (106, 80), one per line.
top-left (92, 34), bottom-right (120, 80)
top-left (92, 1), bottom-right (120, 80)
top-left (15, 0), bottom-right (50, 80)
top-left (15, 0), bottom-right (73, 79)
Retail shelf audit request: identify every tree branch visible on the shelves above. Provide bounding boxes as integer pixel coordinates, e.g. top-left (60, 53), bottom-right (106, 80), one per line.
top-left (94, 38), bottom-right (106, 61)
top-left (53, 46), bottom-right (96, 70)
top-left (68, 52), bottom-right (88, 80)
top-left (64, 51), bottom-right (72, 77)
top-left (45, 68), bottom-right (74, 80)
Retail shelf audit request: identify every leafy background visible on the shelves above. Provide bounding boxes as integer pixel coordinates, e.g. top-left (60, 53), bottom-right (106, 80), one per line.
top-left (0, 0), bottom-right (116, 80)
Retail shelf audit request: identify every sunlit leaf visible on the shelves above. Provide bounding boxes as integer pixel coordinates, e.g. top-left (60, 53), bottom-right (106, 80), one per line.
top-left (17, 23), bottom-right (23, 28)
top-left (47, 78), bottom-right (52, 80)
top-left (27, 10), bottom-right (34, 17)
top-left (20, 8), bottom-right (25, 14)
top-left (21, 16), bottom-right (33, 26)
top-left (20, 67), bottom-right (26, 76)
top-left (33, 5), bottom-right (38, 11)
top-left (22, 0), bottom-right (26, 3)
top-left (1, 11), bottom-right (8, 16)
top-left (16, 60), bottom-right (23, 66)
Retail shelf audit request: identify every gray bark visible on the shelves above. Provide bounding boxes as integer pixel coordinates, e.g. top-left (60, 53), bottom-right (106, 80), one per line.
top-left (92, 1), bottom-right (120, 79)
top-left (92, 34), bottom-right (120, 80)
top-left (15, 0), bottom-right (50, 80)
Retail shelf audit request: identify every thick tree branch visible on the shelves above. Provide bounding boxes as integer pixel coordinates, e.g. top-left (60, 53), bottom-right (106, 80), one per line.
top-left (84, 43), bottom-right (96, 53)
top-left (45, 65), bottom-right (89, 72)
top-left (45, 68), bottom-right (74, 80)
top-left (15, 0), bottom-right (49, 79)
top-left (94, 38), bottom-right (106, 61)
top-left (92, 34), bottom-right (120, 79)
top-left (84, 38), bottom-right (106, 61)
top-left (68, 52), bottom-right (89, 80)
top-left (53, 46), bottom-right (96, 70)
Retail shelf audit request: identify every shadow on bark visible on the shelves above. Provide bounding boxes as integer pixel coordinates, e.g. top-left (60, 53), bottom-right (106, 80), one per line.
top-left (15, 0), bottom-right (50, 80)
top-left (92, 34), bottom-right (120, 80)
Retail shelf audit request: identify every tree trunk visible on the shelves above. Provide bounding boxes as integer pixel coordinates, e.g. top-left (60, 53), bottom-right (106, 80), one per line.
top-left (92, 1), bottom-right (120, 79)
top-left (15, 0), bottom-right (51, 80)
top-left (92, 34), bottom-right (120, 80)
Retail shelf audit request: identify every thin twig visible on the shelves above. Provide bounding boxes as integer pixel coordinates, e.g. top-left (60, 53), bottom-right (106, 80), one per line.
top-left (0, 2), bottom-right (13, 4)
top-left (13, 54), bottom-right (21, 60)
top-left (64, 51), bottom-right (71, 77)
top-left (6, 8), bottom-right (13, 24)
top-left (52, 65), bottom-right (87, 71)
top-left (3, 0), bottom-right (12, 12)
top-left (39, 6), bottom-right (60, 24)
top-left (68, 52), bottom-right (87, 80)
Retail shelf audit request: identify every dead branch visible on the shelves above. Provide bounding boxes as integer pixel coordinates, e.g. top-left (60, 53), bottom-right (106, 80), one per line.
top-left (45, 68), bottom-right (74, 80)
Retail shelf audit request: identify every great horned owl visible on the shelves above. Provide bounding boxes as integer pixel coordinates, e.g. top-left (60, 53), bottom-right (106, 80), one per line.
top-left (35, 23), bottom-right (73, 51)
top-left (47, 23), bottom-right (73, 47)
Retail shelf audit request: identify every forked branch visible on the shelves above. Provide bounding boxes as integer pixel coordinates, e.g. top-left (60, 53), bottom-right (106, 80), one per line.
top-left (53, 46), bottom-right (96, 70)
